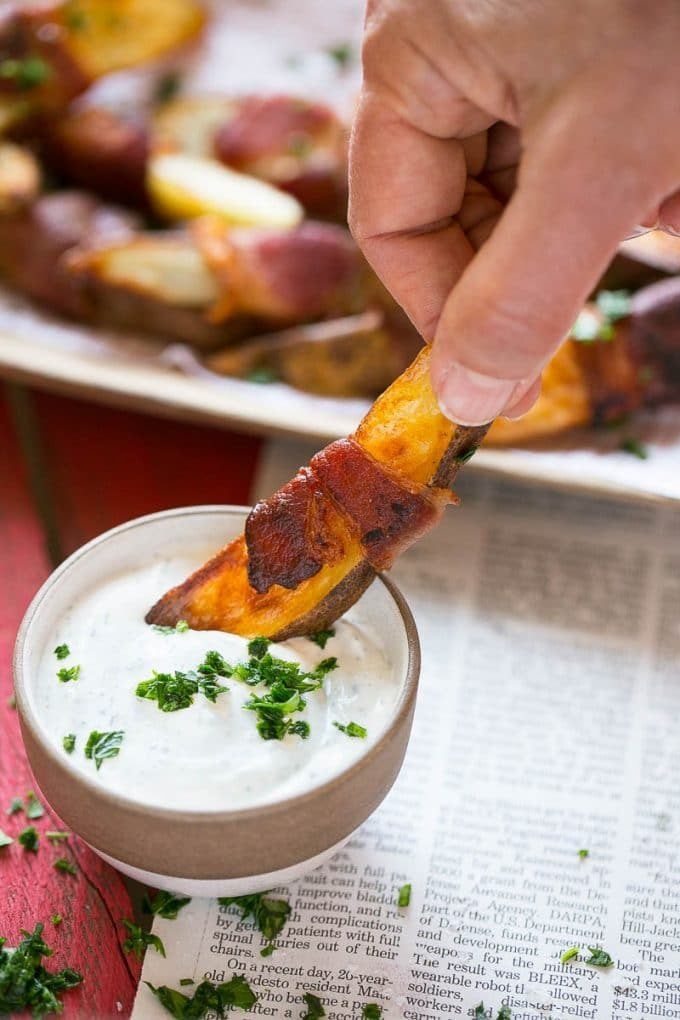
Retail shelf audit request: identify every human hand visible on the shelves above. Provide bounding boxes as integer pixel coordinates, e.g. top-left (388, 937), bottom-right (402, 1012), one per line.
top-left (349, 0), bottom-right (680, 425)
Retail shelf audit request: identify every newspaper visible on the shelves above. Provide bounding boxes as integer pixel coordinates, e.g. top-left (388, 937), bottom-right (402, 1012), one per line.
top-left (133, 440), bottom-right (680, 1020)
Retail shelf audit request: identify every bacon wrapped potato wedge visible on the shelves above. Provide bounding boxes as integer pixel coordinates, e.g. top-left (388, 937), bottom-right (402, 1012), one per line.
top-left (147, 348), bottom-right (487, 639)
top-left (0, 0), bottom-right (203, 133)
top-left (40, 94), bottom-right (348, 220)
top-left (487, 283), bottom-right (680, 445)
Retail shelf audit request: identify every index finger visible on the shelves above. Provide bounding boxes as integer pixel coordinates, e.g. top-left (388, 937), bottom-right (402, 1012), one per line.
top-left (348, 90), bottom-right (475, 340)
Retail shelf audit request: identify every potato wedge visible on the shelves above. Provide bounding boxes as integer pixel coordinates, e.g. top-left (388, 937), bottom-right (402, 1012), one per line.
top-left (0, 0), bottom-right (204, 132)
top-left (147, 347), bottom-right (487, 639)
top-left (153, 96), bottom-right (238, 158)
top-left (0, 142), bottom-right (41, 214)
top-left (67, 234), bottom-right (219, 307)
top-left (148, 153), bottom-right (304, 228)
top-left (206, 311), bottom-right (421, 398)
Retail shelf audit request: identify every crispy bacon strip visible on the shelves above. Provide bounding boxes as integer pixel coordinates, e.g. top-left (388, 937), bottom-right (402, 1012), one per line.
top-left (146, 348), bottom-right (487, 639)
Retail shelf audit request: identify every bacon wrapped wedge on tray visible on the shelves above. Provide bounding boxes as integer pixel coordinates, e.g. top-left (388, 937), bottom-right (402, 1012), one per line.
top-left (147, 347), bottom-right (487, 639)
top-left (0, 0), bottom-right (203, 133)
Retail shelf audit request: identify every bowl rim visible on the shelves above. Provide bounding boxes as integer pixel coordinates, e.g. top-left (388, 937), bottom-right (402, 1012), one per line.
top-left (13, 504), bottom-right (420, 827)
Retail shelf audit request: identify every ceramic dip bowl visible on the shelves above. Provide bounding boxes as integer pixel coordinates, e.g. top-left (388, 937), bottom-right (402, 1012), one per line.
top-left (13, 506), bottom-right (419, 897)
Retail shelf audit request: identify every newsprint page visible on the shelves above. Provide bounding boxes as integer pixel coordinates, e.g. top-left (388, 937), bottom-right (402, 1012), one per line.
top-left (133, 441), bottom-right (680, 1020)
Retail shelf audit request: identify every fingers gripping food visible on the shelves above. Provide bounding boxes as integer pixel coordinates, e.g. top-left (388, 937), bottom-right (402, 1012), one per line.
top-left (146, 348), bottom-right (487, 639)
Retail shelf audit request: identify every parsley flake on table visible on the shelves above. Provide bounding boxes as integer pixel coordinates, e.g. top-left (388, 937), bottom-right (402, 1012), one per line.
top-left (334, 721), bottom-right (367, 739)
top-left (218, 892), bottom-right (291, 951)
top-left (63, 733), bottom-right (76, 754)
top-left (397, 883), bottom-right (411, 907)
top-left (6, 693), bottom-right (16, 709)
top-left (308, 628), bottom-right (334, 649)
top-left (18, 826), bottom-right (39, 852)
top-left (561, 946), bottom-right (580, 964)
top-left (146, 974), bottom-right (257, 1016)
top-left (0, 831), bottom-right (13, 849)
top-left (143, 890), bottom-right (191, 919)
top-left (0, 922), bottom-right (82, 1018)
top-left (46, 831), bottom-right (69, 844)
top-left (50, 915), bottom-right (62, 927)
top-left (578, 848), bottom-right (589, 859)
top-left (179, 978), bottom-right (194, 987)
top-left (7, 797), bottom-right (23, 816)
top-left (585, 946), bottom-right (615, 968)
top-left (25, 791), bottom-right (44, 820)
top-left (57, 664), bottom-right (80, 683)
top-left (152, 619), bottom-right (190, 635)
top-left (302, 991), bottom-right (326, 1018)
top-left (53, 858), bottom-right (77, 876)
top-left (54, 644), bottom-right (70, 660)
top-left (84, 730), bottom-right (124, 769)
top-left (362, 1006), bottom-right (382, 1020)
top-left (122, 921), bottom-right (165, 961)
top-left (496, 1008), bottom-right (512, 1020)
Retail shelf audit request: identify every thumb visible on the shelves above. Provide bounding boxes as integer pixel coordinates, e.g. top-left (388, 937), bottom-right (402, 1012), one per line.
top-left (431, 105), bottom-right (657, 426)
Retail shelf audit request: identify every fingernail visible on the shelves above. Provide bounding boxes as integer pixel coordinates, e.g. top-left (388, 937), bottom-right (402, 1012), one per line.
top-left (436, 363), bottom-right (520, 426)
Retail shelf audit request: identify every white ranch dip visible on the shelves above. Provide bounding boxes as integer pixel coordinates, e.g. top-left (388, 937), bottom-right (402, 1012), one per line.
top-left (34, 548), bottom-right (400, 811)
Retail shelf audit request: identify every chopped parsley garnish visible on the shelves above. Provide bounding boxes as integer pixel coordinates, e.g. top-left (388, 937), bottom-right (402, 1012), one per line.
top-left (302, 991), bottom-right (326, 1019)
top-left (122, 921), bottom-right (165, 961)
top-left (334, 721), bottom-right (367, 739)
top-left (0, 831), bottom-right (13, 849)
top-left (84, 730), bottom-right (124, 770)
top-left (561, 946), bottom-right (580, 964)
top-left (247, 636), bottom-right (270, 659)
top-left (57, 664), bottom-right (80, 683)
top-left (46, 831), bottom-right (69, 844)
top-left (53, 858), bottom-right (77, 876)
top-left (578, 848), bottom-right (589, 859)
top-left (497, 1009), bottom-right (512, 1020)
top-left (143, 891), bottom-right (191, 919)
top-left (146, 975), bottom-right (257, 1016)
top-left (154, 70), bottom-right (183, 106)
top-left (7, 797), bottom-right (23, 816)
top-left (218, 892), bottom-right (291, 952)
top-left (54, 644), bottom-right (70, 660)
top-left (326, 42), bottom-right (354, 67)
top-left (136, 651), bottom-right (230, 712)
top-left (308, 629), bottom-right (334, 649)
top-left (572, 289), bottom-right (631, 343)
top-left (152, 619), bottom-right (190, 635)
top-left (0, 923), bottom-right (82, 1018)
top-left (473, 1007), bottom-right (487, 1019)
top-left (18, 826), bottom-right (39, 852)
top-left (0, 56), bottom-right (51, 90)
top-left (596, 289), bottom-right (632, 322)
top-left (473, 1007), bottom-right (512, 1020)
top-left (585, 946), bottom-right (614, 968)
top-left (179, 978), bottom-right (194, 987)
top-left (260, 944), bottom-right (276, 957)
top-left (234, 648), bottom-right (337, 741)
top-left (6, 693), bottom-right (16, 710)
top-left (397, 883), bottom-right (411, 907)
top-left (362, 1007), bottom-right (382, 1020)
top-left (455, 445), bottom-right (479, 464)
top-left (25, 791), bottom-right (44, 820)
top-left (50, 915), bottom-right (62, 927)
top-left (247, 368), bottom-right (278, 385)
top-left (63, 734), bottom-right (76, 754)
top-left (620, 437), bottom-right (648, 460)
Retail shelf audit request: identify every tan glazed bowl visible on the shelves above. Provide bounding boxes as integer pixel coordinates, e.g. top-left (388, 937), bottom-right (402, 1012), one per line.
top-left (13, 506), bottom-right (420, 897)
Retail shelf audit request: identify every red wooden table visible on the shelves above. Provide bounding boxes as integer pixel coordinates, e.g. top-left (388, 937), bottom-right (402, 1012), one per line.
top-left (0, 384), bottom-right (262, 1018)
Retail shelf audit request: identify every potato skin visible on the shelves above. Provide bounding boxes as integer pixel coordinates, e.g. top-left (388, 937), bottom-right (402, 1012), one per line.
top-left (42, 107), bottom-right (150, 207)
